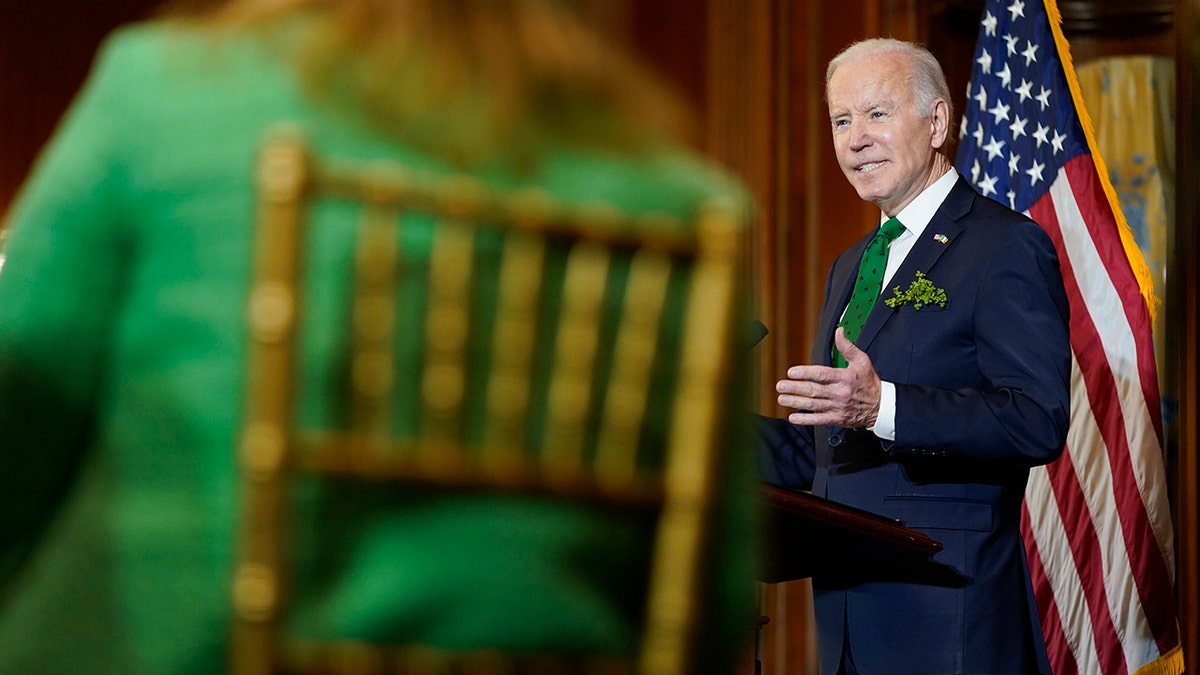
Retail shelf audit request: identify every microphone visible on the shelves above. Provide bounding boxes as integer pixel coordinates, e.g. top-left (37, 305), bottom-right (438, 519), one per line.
top-left (746, 320), bottom-right (769, 350)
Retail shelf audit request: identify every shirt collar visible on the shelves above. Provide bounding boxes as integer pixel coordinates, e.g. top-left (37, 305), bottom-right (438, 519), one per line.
top-left (885, 168), bottom-right (958, 238)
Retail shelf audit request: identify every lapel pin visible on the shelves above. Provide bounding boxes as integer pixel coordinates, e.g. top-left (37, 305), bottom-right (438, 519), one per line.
top-left (933, 233), bottom-right (949, 244)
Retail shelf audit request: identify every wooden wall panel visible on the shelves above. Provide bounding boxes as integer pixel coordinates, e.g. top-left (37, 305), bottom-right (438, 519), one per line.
top-left (704, 0), bottom-right (888, 407)
top-left (705, 0), bottom-right (787, 406)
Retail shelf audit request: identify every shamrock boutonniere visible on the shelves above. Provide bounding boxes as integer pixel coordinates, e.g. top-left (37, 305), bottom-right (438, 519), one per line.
top-left (885, 271), bottom-right (948, 310)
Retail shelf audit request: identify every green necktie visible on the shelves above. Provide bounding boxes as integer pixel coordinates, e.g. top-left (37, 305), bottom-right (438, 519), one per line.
top-left (833, 216), bottom-right (906, 367)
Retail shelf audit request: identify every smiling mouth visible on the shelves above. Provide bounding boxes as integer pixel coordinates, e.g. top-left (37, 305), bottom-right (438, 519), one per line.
top-left (855, 161), bottom-right (887, 173)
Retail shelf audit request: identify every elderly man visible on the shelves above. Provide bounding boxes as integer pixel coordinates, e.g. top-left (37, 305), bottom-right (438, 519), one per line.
top-left (758, 38), bottom-right (1070, 675)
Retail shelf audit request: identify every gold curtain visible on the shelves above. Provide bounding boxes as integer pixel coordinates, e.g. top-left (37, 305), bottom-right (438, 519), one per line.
top-left (1075, 55), bottom-right (1175, 373)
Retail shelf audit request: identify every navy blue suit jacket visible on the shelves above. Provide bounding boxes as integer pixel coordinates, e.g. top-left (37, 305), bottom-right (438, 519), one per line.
top-left (759, 177), bottom-right (1071, 675)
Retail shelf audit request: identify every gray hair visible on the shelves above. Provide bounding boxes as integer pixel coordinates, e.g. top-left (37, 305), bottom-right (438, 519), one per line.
top-left (825, 38), bottom-right (953, 124)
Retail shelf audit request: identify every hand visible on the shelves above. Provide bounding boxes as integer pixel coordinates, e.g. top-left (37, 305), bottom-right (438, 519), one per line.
top-left (775, 327), bottom-right (882, 428)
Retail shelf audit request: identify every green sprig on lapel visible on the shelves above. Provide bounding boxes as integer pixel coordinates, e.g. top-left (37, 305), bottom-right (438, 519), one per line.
top-left (884, 271), bottom-right (948, 311)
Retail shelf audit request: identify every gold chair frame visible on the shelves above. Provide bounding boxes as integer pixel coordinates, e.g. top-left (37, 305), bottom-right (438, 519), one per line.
top-left (230, 128), bottom-right (744, 675)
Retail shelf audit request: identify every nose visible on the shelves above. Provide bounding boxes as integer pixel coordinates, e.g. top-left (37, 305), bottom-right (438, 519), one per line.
top-left (848, 118), bottom-right (870, 152)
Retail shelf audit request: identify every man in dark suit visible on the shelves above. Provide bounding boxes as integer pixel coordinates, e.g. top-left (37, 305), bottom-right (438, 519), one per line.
top-left (758, 39), bottom-right (1071, 674)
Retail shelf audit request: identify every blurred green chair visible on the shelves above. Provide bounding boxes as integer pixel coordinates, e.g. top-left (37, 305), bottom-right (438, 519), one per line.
top-left (230, 128), bottom-right (745, 675)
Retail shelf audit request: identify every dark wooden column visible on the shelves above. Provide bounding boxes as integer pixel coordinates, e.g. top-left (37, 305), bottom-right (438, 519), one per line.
top-left (0, 0), bottom-right (162, 217)
top-left (1061, 0), bottom-right (1175, 59)
top-left (1171, 0), bottom-right (1199, 671)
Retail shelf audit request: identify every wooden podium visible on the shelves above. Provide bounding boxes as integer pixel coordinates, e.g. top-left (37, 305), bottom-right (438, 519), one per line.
top-left (758, 483), bottom-right (943, 583)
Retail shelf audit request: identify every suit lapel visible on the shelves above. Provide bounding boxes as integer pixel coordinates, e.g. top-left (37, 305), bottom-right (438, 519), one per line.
top-left (852, 178), bottom-right (975, 354)
top-left (817, 236), bottom-right (873, 365)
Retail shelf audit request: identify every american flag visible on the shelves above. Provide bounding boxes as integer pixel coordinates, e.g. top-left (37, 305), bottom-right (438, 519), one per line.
top-left (954, 1), bottom-right (1183, 673)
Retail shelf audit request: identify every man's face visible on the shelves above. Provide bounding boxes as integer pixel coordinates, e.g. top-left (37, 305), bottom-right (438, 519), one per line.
top-left (827, 53), bottom-right (945, 216)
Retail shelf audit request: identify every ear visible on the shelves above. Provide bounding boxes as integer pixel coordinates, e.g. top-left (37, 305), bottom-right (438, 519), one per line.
top-left (929, 98), bottom-right (950, 150)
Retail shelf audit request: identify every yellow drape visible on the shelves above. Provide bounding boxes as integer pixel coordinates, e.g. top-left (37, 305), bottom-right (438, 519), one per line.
top-left (1075, 55), bottom-right (1174, 376)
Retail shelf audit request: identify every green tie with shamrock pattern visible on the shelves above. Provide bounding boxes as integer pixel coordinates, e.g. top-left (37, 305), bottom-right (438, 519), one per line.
top-left (833, 216), bottom-right (906, 367)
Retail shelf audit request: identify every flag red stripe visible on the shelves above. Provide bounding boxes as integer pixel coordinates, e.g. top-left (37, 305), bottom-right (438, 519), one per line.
top-left (1030, 172), bottom-right (1180, 655)
top-left (1022, 502), bottom-right (1081, 675)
